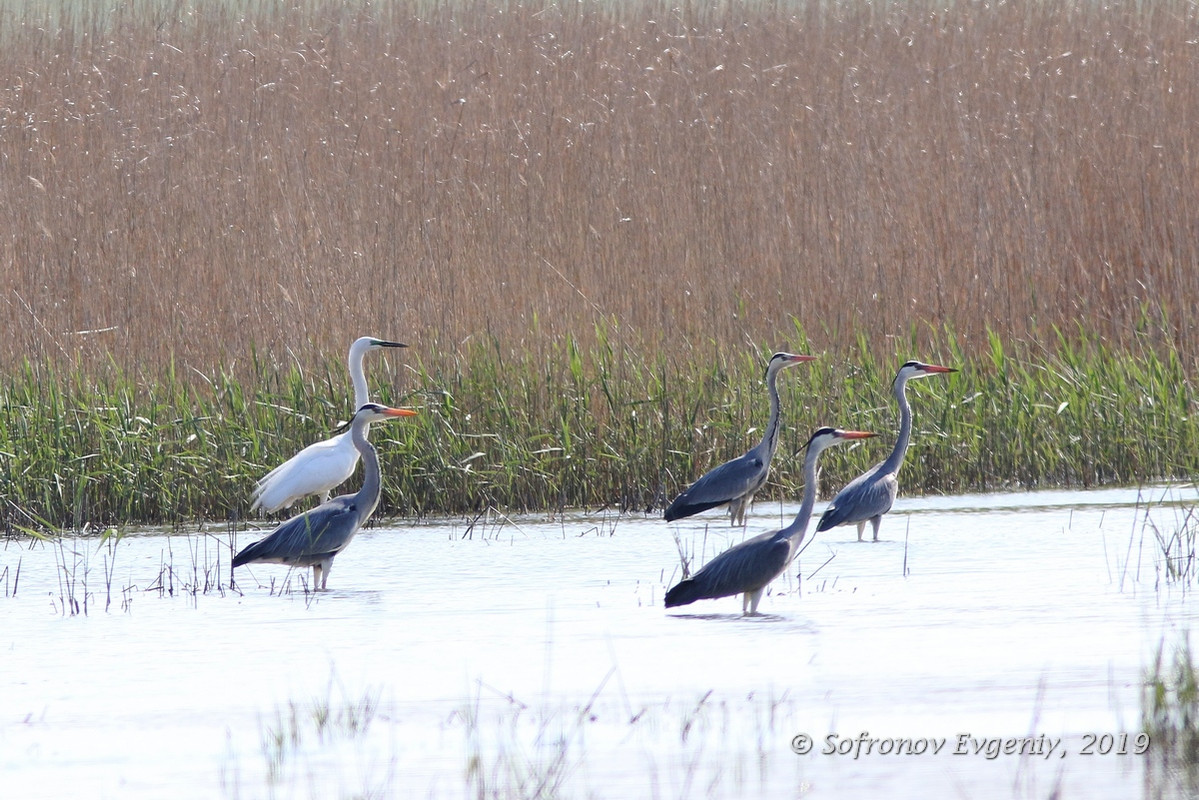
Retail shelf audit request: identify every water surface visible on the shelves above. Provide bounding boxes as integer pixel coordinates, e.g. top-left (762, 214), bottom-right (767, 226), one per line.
top-left (2, 485), bottom-right (1196, 798)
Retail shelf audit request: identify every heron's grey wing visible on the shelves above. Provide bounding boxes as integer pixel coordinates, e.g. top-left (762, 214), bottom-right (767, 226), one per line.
top-left (664, 453), bottom-right (768, 522)
top-left (816, 465), bottom-right (898, 532)
top-left (665, 531), bottom-right (789, 606)
top-left (233, 498), bottom-right (359, 567)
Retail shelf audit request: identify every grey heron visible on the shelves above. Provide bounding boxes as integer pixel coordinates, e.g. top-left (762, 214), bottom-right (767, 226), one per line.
top-left (815, 360), bottom-right (956, 541)
top-left (665, 427), bottom-right (876, 615)
top-left (234, 402), bottom-right (417, 590)
top-left (251, 336), bottom-right (407, 514)
top-left (664, 352), bottom-right (817, 525)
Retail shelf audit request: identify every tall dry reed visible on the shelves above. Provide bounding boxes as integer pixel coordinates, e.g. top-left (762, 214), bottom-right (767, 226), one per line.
top-left (0, 0), bottom-right (1196, 386)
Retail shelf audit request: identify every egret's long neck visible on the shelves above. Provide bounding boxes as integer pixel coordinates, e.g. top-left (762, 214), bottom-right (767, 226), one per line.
top-left (881, 375), bottom-right (914, 476)
top-left (348, 344), bottom-right (371, 409)
top-left (757, 364), bottom-right (785, 458)
top-left (781, 442), bottom-right (824, 542)
top-left (350, 418), bottom-right (383, 523)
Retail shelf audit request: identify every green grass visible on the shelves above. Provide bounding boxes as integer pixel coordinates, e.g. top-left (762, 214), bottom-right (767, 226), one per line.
top-left (1, 323), bottom-right (1194, 533)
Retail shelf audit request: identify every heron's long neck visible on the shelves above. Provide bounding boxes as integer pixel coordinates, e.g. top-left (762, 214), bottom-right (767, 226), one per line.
top-left (348, 347), bottom-right (371, 409)
top-left (756, 365), bottom-right (785, 458)
top-left (881, 376), bottom-right (914, 476)
top-left (350, 419), bottom-right (383, 524)
top-left (781, 443), bottom-right (823, 542)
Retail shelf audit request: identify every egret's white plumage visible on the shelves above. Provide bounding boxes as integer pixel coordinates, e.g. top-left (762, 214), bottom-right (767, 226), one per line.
top-left (251, 337), bottom-right (407, 514)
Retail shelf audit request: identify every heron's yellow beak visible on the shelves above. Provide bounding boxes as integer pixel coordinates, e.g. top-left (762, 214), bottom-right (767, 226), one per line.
top-left (385, 407), bottom-right (418, 417)
top-left (841, 430), bottom-right (876, 439)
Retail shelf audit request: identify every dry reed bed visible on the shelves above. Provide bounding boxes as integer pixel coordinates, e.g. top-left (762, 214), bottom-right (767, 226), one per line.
top-left (0, 1), bottom-right (1197, 528)
top-left (0, 0), bottom-right (1196, 381)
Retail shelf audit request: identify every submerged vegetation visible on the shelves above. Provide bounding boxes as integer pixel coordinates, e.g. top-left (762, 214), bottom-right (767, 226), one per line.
top-left (1145, 638), bottom-right (1199, 799)
top-left (0, 0), bottom-right (1196, 530)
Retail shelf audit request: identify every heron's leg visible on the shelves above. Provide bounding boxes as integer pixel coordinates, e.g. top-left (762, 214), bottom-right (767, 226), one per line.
top-left (744, 588), bottom-right (764, 616)
top-left (730, 496), bottom-right (745, 526)
top-left (318, 558), bottom-right (332, 590)
top-left (311, 564), bottom-right (323, 591)
top-left (856, 521), bottom-right (866, 542)
top-left (320, 491), bottom-right (331, 504)
top-left (871, 516), bottom-right (882, 542)
top-left (741, 492), bottom-right (755, 526)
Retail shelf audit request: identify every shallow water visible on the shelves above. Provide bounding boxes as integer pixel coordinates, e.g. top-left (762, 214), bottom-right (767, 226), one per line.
top-left (2, 485), bottom-right (1198, 799)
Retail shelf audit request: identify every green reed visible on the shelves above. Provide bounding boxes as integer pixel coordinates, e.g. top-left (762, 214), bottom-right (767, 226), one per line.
top-left (1, 322), bottom-right (1195, 534)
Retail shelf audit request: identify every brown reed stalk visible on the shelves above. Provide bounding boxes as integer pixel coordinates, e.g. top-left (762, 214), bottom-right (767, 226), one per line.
top-left (0, 0), bottom-right (1196, 389)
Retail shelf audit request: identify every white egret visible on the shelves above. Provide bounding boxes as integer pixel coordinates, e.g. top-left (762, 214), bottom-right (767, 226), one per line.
top-left (250, 336), bottom-right (407, 514)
